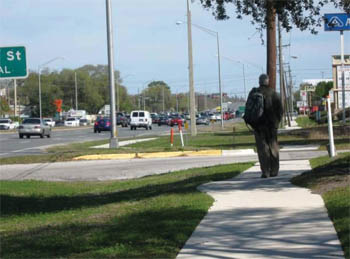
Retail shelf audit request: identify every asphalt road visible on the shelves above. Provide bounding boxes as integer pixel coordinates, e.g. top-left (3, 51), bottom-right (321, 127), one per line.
top-left (0, 125), bottom-right (171, 158)
top-left (0, 150), bottom-right (328, 181)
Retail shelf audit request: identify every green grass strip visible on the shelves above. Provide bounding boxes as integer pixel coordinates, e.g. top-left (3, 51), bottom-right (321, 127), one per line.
top-left (323, 187), bottom-right (350, 259)
top-left (291, 153), bottom-right (350, 258)
top-left (0, 162), bottom-right (252, 258)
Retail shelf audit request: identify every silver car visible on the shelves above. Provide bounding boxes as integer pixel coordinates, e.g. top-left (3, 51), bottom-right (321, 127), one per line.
top-left (18, 118), bottom-right (51, 139)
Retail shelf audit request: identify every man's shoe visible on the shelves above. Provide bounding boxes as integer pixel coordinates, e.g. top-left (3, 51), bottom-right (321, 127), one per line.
top-left (261, 174), bottom-right (269, 178)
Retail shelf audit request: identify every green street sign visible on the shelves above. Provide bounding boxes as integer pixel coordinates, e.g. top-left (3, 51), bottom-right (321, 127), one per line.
top-left (0, 46), bottom-right (28, 79)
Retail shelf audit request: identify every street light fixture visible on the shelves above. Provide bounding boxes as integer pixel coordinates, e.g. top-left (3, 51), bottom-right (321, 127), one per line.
top-left (38, 57), bottom-right (64, 120)
top-left (176, 20), bottom-right (224, 129)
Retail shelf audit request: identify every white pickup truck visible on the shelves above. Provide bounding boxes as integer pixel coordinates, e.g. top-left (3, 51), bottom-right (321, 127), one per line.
top-left (0, 119), bottom-right (19, 130)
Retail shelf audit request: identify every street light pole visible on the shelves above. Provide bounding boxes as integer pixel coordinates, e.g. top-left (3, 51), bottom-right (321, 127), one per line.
top-left (105, 0), bottom-right (118, 148)
top-left (74, 71), bottom-right (78, 111)
top-left (38, 70), bottom-right (42, 119)
top-left (215, 33), bottom-right (224, 129)
top-left (162, 85), bottom-right (165, 113)
top-left (186, 0), bottom-right (197, 136)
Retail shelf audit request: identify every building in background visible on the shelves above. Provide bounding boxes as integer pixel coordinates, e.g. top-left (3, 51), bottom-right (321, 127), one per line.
top-left (332, 55), bottom-right (350, 110)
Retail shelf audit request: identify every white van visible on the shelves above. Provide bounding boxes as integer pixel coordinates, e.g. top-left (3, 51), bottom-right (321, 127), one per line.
top-left (130, 110), bottom-right (152, 130)
top-left (64, 117), bottom-right (80, 127)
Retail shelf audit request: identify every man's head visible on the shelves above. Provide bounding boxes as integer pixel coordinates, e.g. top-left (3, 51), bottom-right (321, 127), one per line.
top-left (259, 74), bottom-right (269, 87)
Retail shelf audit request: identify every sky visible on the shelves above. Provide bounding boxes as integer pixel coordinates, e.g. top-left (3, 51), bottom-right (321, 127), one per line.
top-left (1, 0), bottom-right (349, 97)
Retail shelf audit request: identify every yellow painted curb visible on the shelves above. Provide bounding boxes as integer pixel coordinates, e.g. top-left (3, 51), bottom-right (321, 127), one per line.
top-left (73, 153), bottom-right (135, 160)
top-left (185, 150), bottom-right (222, 156)
top-left (73, 150), bottom-right (223, 160)
top-left (137, 151), bottom-right (185, 158)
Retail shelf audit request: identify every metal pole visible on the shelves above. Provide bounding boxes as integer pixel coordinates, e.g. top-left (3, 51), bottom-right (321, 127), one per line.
top-left (216, 33), bottom-right (224, 129)
top-left (105, 0), bottom-right (118, 148)
top-left (327, 96), bottom-right (336, 157)
top-left (14, 79), bottom-right (17, 117)
top-left (38, 68), bottom-right (42, 119)
top-left (340, 31), bottom-right (346, 123)
top-left (116, 80), bottom-right (119, 112)
top-left (74, 72), bottom-right (78, 111)
top-left (162, 85), bottom-right (165, 113)
top-left (186, 0), bottom-right (197, 136)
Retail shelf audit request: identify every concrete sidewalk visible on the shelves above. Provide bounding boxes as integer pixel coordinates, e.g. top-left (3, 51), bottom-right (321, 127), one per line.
top-left (177, 160), bottom-right (344, 258)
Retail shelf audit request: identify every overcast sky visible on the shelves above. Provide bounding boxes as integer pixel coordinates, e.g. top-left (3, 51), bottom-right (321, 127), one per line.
top-left (1, 0), bottom-right (349, 96)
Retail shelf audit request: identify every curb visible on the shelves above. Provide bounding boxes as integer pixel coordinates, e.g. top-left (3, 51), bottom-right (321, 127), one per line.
top-left (73, 149), bottom-right (255, 161)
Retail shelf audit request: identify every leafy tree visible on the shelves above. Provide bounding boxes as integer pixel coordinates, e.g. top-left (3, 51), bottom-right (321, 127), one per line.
top-left (0, 97), bottom-right (10, 116)
top-left (198, 0), bottom-right (349, 90)
top-left (19, 72), bottom-right (40, 116)
top-left (315, 81), bottom-right (333, 98)
top-left (143, 81), bottom-right (172, 112)
top-left (118, 84), bottom-right (133, 112)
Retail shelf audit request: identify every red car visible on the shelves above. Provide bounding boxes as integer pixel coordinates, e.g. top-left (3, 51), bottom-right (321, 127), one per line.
top-left (169, 116), bottom-right (184, 127)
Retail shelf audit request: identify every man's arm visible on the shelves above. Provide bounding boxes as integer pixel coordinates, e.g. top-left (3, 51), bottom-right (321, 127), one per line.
top-left (273, 92), bottom-right (283, 124)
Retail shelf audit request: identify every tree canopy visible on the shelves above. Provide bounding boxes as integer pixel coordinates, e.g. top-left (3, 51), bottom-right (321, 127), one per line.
top-left (315, 81), bottom-right (333, 98)
top-left (199, 0), bottom-right (348, 33)
top-left (198, 0), bottom-right (349, 90)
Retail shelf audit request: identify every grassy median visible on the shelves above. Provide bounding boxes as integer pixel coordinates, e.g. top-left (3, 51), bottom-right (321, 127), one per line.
top-left (291, 152), bottom-right (350, 258)
top-left (0, 162), bottom-right (252, 258)
top-left (0, 122), bottom-right (348, 165)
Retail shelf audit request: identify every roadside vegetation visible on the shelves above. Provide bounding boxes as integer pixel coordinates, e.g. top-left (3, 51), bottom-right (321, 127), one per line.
top-left (0, 162), bottom-right (252, 258)
top-left (296, 108), bottom-right (350, 128)
top-left (0, 121), bottom-right (349, 165)
top-left (291, 152), bottom-right (350, 258)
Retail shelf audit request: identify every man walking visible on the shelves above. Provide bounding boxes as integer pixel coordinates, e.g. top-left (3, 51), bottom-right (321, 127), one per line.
top-left (245, 74), bottom-right (283, 178)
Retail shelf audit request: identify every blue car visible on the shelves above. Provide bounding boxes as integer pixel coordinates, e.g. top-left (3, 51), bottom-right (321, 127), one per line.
top-left (94, 118), bottom-right (111, 133)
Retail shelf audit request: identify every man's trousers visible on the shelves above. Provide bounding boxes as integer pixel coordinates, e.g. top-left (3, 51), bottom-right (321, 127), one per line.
top-left (254, 127), bottom-right (279, 177)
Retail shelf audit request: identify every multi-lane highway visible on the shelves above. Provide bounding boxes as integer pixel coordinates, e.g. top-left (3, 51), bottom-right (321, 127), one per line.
top-left (0, 125), bottom-right (171, 158)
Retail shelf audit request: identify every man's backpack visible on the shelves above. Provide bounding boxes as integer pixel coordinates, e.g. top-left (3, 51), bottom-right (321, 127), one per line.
top-left (243, 87), bottom-right (265, 129)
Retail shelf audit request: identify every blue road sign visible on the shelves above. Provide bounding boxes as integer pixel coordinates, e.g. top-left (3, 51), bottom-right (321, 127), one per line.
top-left (324, 13), bottom-right (350, 31)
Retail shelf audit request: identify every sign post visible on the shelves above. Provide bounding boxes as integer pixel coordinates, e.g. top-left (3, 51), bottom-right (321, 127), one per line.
top-left (324, 13), bottom-right (350, 123)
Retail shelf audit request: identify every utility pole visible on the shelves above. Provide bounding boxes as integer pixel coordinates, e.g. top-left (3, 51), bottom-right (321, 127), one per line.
top-left (278, 19), bottom-right (285, 127)
top-left (138, 88), bottom-right (141, 109)
top-left (176, 93), bottom-right (179, 112)
top-left (186, 0), bottom-right (197, 136)
top-left (105, 0), bottom-right (118, 148)
top-left (74, 72), bottom-right (78, 111)
top-left (162, 85), bottom-right (165, 113)
top-left (284, 71), bottom-right (291, 126)
top-left (288, 65), bottom-right (294, 115)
